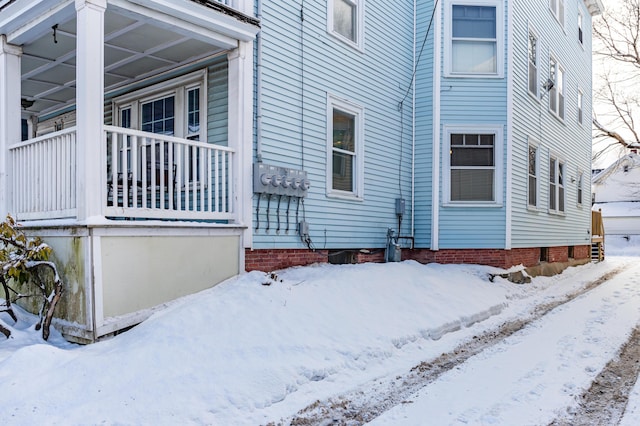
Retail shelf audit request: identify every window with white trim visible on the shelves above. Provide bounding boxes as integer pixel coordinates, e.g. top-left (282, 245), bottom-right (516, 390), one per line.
top-left (444, 125), bottom-right (503, 205)
top-left (327, 95), bottom-right (364, 198)
top-left (549, 57), bottom-right (565, 120)
top-left (550, 0), bottom-right (565, 27)
top-left (578, 89), bottom-right (583, 124)
top-left (577, 171), bottom-right (584, 205)
top-left (328, 0), bottom-right (364, 50)
top-left (114, 70), bottom-right (206, 140)
top-left (528, 142), bottom-right (539, 207)
top-left (528, 29), bottom-right (538, 97)
top-left (578, 10), bottom-right (584, 45)
top-left (445, 0), bottom-right (503, 77)
top-left (549, 156), bottom-right (565, 213)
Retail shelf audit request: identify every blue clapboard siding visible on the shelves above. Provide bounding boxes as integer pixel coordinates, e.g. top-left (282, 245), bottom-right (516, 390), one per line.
top-left (435, 0), bottom-right (509, 249)
top-left (253, 1), bottom-right (416, 249)
top-left (207, 57), bottom-right (228, 146)
top-left (413, 1), bottom-right (437, 248)
top-left (509, 0), bottom-right (593, 248)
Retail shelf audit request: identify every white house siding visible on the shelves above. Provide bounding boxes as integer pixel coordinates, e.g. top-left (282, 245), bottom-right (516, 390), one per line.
top-left (435, 1), bottom-right (509, 249)
top-left (510, 0), bottom-right (593, 249)
top-left (253, 1), bottom-right (416, 249)
top-left (413, 1), bottom-right (436, 248)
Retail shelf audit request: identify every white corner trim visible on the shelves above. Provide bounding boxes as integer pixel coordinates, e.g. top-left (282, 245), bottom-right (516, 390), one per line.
top-left (431, 2), bottom-right (442, 251)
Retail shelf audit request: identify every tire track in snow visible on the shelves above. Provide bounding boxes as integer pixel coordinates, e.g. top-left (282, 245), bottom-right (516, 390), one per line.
top-left (550, 324), bottom-right (640, 426)
top-left (283, 266), bottom-right (628, 426)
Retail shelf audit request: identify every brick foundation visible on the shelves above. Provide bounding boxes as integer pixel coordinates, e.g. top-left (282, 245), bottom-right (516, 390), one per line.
top-left (244, 245), bottom-right (591, 272)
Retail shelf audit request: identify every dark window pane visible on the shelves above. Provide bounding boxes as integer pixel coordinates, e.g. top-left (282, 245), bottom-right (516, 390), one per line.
top-left (451, 169), bottom-right (494, 201)
top-left (529, 176), bottom-right (537, 205)
top-left (452, 6), bottom-right (496, 38)
top-left (333, 109), bottom-right (355, 152)
top-left (332, 151), bottom-right (353, 191)
top-left (451, 147), bottom-right (494, 167)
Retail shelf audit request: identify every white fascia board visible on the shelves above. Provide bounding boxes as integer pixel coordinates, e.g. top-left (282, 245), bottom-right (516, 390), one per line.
top-left (7, 1), bottom-right (75, 45)
top-left (0, 0), bottom-right (71, 37)
top-left (127, 0), bottom-right (259, 42)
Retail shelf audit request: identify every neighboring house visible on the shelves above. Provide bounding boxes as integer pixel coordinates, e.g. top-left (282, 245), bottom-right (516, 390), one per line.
top-left (592, 152), bottom-right (640, 235)
top-left (0, 0), bottom-right (602, 341)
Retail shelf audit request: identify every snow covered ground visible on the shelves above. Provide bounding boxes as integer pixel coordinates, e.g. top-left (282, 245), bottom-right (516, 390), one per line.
top-left (1, 242), bottom-right (640, 425)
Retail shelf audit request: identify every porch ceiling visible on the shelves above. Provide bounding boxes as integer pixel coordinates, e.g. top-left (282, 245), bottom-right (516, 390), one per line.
top-left (0, 0), bottom-right (260, 117)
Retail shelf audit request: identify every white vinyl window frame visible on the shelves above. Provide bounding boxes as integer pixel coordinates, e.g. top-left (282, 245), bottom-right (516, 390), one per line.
top-left (442, 124), bottom-right (504, 207)
top-left (548, 153), bottom-right (566, 214)
top-left (326, 94), bottom-right (365, 200)
top-left (548, 55), bottom-right (565, 121)
top-left (444, 0), bottom-right (504, 78)
top-left (528, 138), bottom-right (540, 209)
top-left (327, 0), bottom-right (365, 51)
top-left (528, 27), bottom-right (539, 99)
top-left (112, 70), bottom-right (207, 141)
top-left (550, 0), bottom-right (565, 28)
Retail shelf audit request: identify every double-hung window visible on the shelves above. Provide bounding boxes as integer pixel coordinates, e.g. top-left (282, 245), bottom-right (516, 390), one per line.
top-left (528, 142), bottom-right (539, 207)
top-left (444, 125), bottom-right (503, 205)
top-left (328, 0), bottom-right (364, 50)
top-left (549, 156), bottom-right (565, 213)
top-left (445, 0), bottom-right (503, 77)
top-left (549, 57), bottom-right (565, 120)
top-left (550, 0), bottom-right (565, 27)
top-left (327, 95), bottom-right (364, 199)
top-left (528, 29), bottom-right (538, 97)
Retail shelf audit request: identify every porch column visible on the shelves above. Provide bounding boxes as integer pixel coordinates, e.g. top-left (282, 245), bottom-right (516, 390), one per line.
top-left (0, 36), bottom-right (22, 217)
top-left (75, 0), bottom-right (106, 221)
top-left (228, 40), bottom-right (254, 249)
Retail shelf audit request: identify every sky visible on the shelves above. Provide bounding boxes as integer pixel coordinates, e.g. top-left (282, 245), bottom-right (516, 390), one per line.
top-left (2, 238), bottom-right (640, 424)
top-left (592, 0), bottom-right (636, 168)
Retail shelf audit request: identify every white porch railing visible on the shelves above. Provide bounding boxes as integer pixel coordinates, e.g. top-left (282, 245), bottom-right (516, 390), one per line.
top-left (8, 126), bottom-right (235, 222)
top-left (9, 127), bottom-right (78, 220)
top-left (104, 126), bottom-right (235, 221)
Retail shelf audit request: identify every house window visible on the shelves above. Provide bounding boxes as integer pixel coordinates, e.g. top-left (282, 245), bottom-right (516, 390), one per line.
top-left (327, 95), bottom-right (364, 199)
top-left (528, 30), bottom-right (538, 97)
top-left (445, 0), bottom-right (502, 77)
top-left (578, 89), bottom-right (583, 124)
top-left (528, 143), bottom-right (538, 207)
top-left (550, 0), bottom-right (565, 26)
top-left (444, 125), bottom-right (503, 205)
top-left (577, 171), bottom-right (584, 205)
top-left (328, 0), bottom-right (364, 50)
top-left (113, 70), bottom-right (206, 141)
top-left (549, 57), bottom-right (565, 120)
top-left (549, 156), bottom-right (565, 213)
top-left (578, 11), bottom-right (584, 45)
